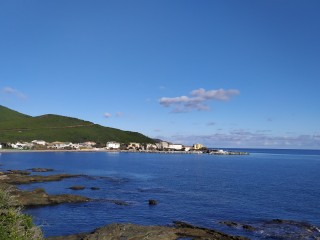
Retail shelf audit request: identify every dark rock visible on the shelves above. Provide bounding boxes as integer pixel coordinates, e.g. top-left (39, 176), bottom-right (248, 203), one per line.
top-left (242, 224), bottom-right (256, 231)
top-left (47, 222), bottom-right (248, 240)
top-left (105, 199), bottom-right (129, 206)
top-left (68, 186), bottom-right (85, 190)
top-left (90, 187), bottom-right (100, 190)
top-left (0, 173), bottom-right (84, 185)
top-left (10, 187), bottom-right (90, 207)
top-left (148, 199), bottom-right (158, 205)
top-left (220, 221), bottom-right (239, 228)
top-left (220, 221), bottom-right (257, 231)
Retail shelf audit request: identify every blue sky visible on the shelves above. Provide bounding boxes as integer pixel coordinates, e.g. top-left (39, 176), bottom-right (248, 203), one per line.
top-left (1, 0), bottom-right (320, 149)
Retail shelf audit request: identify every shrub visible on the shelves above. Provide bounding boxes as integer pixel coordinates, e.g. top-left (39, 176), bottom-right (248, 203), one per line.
top-left (0, 186), bottom-right (43, 240)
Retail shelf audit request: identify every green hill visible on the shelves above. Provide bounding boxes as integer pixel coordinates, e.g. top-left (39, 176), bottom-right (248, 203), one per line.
top-left (0, 105), bottom-right (154, 144)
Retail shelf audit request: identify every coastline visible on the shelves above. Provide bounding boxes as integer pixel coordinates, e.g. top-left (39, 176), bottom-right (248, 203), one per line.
top-left (1, 150), bottom-right (319, 239)
top-left (0, 149), bottom-right (249, 155)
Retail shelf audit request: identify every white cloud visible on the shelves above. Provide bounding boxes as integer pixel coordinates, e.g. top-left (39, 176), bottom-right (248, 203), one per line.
top-left (159, 88), bottom-right (239, 112)
top-left (2, 87), bottom-right (26, 99)
top-left (104, 113), bottom-right (112, 118)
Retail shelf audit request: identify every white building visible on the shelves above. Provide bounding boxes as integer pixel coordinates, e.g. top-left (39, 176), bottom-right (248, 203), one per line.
top-left (127, 142), bottom-right (140, 150)
top-left (83, 141), bottom-right (96, 147)
top-left (106, 141), bottom-right (120, 149)
top-left (0, 144), bottom-right (2, 149)
top-left (146, 143), bottom-right (157, 150)
top-left (11, 142), bottom-right (33, 150)
top-left (32, 140), bottom-right (47, 146)
top-left (168, 144), bottom-right (183, 151)
top-left (49, 142), bottom-right (72, 149)
top-left (184, 146), bottom-right (192, 151)
top-left (155, 141), bottom-right (169, 150)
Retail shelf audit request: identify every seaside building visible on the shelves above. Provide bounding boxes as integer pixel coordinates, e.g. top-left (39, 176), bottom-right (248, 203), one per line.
top-left (155, 141), bottom-right (169, 150)
top-left (168, 144), bottom-right (183, 151)
top-left (146, 143), bottom-right (157, 150)
top-left (193, 143), bottom-right (204, 150)
top-left (127, 142), bottom-right (140, 150)
top-left (48, 142), bottom-right (73, 149)
top-left (184, 146), bottom-right (192, 151)
top-left (106, 141), bottom-right (120, 149)
top-left (10, 142), bottom-right (33, 150)
top-left (32, 140), bottom-right (47, 146)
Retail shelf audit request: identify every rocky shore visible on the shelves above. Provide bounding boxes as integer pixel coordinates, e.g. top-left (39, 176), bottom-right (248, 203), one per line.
top-left (0, 170), bottom-right (90, 207)
top-left (0, 167), bottom-right (249, 240)
top-left (1, 165), bottom-right (319, 239)
top-left (47, 221), bottom-right (248, 240)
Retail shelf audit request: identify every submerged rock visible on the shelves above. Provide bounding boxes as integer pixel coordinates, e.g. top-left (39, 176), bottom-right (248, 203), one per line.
top-left (68, 186), bottom-right (86, 190)
top-left (148, 199), bottom-right (158, 205)
top-left (219, 221), bottom-right (256, 231)
top-left (105, 199), bottom-right (130, 206)
top-left (30, 168), bottom-right (54, 172)
top-left (90, 187), bottom-right (100, 190)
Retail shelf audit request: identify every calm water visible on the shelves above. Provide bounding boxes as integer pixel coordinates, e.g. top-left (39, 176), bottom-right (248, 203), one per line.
top-left (0, 149), bottom-right (319, 239)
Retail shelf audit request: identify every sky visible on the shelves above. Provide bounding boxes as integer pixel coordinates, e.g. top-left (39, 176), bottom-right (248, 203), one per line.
top-left (0, 0), bottom-right (320, 149)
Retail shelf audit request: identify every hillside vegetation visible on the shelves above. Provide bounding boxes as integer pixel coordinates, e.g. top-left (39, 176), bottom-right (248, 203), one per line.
top-left (0, 105), bottom-right (154, 144)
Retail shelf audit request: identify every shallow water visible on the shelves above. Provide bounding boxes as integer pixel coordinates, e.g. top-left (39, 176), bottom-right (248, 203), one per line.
top-left (0, 149), bottom-right (319, 239)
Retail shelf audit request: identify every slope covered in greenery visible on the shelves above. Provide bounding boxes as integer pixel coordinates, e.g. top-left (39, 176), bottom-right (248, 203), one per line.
top-left (0, 105), bottom-right (153, 144)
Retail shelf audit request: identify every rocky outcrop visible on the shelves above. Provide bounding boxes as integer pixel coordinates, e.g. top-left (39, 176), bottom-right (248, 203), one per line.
top-left (10, 187), bottom-right (90, 207)
top-left (29, 168), bottom-right (54, 172)
top-left (68, 186), bottom-right (86, 190)
top-left (148, 199), bottom-right (158, 205)
top-left (220, 219), bottom-right (320, 239)
top-left (219, 221), bottom-right (256, 231)
top-left (0, 170), bottom-right (90, 207)
top-left (0, 172), bottom-right (83, 185)
top-left (47, 221), bottom-right (248, 240)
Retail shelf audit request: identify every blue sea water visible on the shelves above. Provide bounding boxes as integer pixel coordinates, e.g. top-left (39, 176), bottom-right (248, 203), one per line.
top-left (0, 149), bottom-right (319, 239)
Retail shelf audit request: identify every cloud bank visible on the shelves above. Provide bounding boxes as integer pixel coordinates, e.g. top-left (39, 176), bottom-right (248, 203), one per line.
top-left (159, 88), bottom-right (239, 112)
top-left (159, 131), bottom-right (320, 149)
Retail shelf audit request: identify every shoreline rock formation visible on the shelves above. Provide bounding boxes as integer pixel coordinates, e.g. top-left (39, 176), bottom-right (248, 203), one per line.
top-left (46, 221), bottom-right (248, 240)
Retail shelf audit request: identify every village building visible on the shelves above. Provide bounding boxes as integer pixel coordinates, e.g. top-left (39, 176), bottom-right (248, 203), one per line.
top-left (193, 143), bottom-right (204, 150)
top-left (155, 141), bottom-right (169, 150)
top-left (146, 143), bottom-right (157, 150)
top-left (31, 140), bottom-right (47, 146)
top-left (48, 142), bottom-right (72, 149)
top-left (83, 141), bottom-right (96, 147)
top-left (184, 146), bottom-right (192, 151)
top-left (168, 144), bottom-right (183, 151)
top-left (106, 141), bottom-right (121, 149)
top-left (10, 142), bottom-right (33, 150)
top-left (127, 142), bottom-right (140, 150)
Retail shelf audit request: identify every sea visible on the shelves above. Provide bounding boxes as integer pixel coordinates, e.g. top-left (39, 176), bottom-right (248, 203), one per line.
top-left (0, 149), bottom-right (319, 239)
